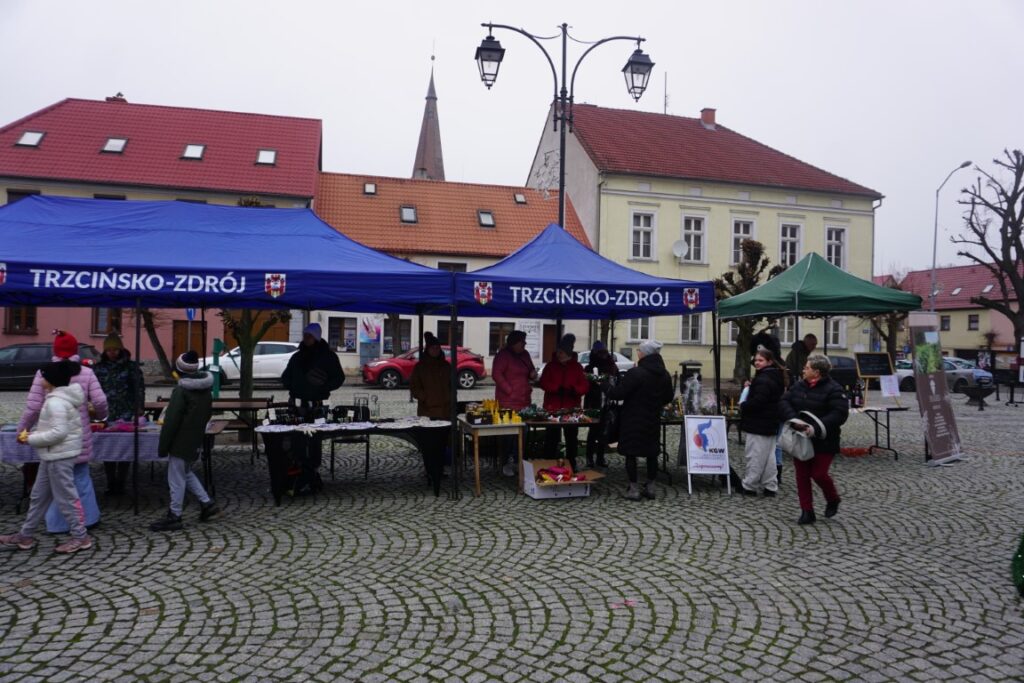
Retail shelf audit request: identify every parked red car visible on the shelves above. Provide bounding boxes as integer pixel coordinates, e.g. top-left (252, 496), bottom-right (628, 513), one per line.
top-left (362, 346), bottom-right (487, 390)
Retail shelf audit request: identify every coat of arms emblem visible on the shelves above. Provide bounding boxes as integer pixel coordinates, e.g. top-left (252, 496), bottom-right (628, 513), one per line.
top-left (474, 281), bottom-right (493, 305)
top-left (265, 273), bottom-right (286, 299)
top-left (683, 287), bottom-right (700, 310)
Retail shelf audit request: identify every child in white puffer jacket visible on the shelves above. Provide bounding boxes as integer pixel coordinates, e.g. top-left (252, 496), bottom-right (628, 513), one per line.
top-left (0, 360), bottom-right (93, 554)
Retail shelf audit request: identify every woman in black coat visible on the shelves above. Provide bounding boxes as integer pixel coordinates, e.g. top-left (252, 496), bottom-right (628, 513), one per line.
top-left (739, 349), bottom-right (785, 496)
top-left (780, 354), bottom-right (849, 524)
top-left (607, 340), bottom-right (673, 501)
top-left (583, 341), bottom-right (619, 468)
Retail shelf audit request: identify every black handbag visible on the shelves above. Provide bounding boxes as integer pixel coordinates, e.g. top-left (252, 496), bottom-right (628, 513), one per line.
top-left (602, 401), bottom-right (622, 446)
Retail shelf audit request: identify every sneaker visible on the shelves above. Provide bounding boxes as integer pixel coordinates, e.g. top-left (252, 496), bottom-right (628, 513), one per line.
top-left (55, 535), bottom-right (93, 554)
top-left (199, 501), bottom-right (222, 522)
top-left (0, 532), bottom-right (37, 550)
top-left (763, 489), bottom-right (777, 498)
top-left (149, 512), bottom-right (183, 532)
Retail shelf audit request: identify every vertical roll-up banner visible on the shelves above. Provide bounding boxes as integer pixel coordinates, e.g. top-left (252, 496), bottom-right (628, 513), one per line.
top-left (908, 312), bottom-right (963, 465)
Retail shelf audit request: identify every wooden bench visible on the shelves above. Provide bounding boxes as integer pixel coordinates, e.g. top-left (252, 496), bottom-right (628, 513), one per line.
top-left (145, 397), bottom-right (273, 460)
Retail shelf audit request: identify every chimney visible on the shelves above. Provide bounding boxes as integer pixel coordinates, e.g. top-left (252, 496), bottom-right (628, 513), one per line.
top-left (700, 107), bottom-right (716, 130)
top-left (105, 92), bottom-right (127, 103)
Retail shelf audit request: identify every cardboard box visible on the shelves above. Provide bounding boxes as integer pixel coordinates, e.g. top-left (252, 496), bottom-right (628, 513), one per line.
top-left (521, 459), bottom-right (605, 500)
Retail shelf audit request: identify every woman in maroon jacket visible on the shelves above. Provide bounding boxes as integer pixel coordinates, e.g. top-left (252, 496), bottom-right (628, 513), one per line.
top-left (539, 334), bottom-right (590, 471)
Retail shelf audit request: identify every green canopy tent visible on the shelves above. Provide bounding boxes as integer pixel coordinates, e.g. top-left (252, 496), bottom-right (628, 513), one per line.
top-left (713, 252), bottom-right (922, 408)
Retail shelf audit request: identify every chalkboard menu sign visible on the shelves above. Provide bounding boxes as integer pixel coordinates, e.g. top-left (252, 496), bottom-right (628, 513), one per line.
top-left (855, 352), bottom-right (894, 377)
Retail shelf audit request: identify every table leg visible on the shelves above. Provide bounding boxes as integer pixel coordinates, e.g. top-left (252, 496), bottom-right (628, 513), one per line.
top-left (202, 435), bottom-right (215, 497)
top-left (473, 432), bottom-right (481, 497)
top-left (518, 429), bottom-right (524, 494)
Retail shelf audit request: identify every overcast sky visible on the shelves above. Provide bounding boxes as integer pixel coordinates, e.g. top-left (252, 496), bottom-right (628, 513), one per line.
top-left (2, 0), bottom-right (1021, 275)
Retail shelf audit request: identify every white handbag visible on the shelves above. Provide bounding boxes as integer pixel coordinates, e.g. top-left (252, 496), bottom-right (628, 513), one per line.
top-left (779, 422), bottom-right (815, 461)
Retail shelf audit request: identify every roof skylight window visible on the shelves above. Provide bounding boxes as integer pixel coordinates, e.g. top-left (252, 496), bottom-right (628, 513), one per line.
top-left (982, 284), bottom-right (994, 293)
top-left (951, 287), bottom-right (962, 295)
top-left (364, 182), bottom-right (377, 195)
top-left (513, 193), bottom-right (527, 204)
top-left (182, 144), bottom-right (205, 160)
top-left (102, 137), bottom-right (127, 153)
top-left (256, 149), bottom-right (277, 165)
top-left (478, 210), bottom-right (495, 227)
top-left (16, 131), bottom-right (44, 147)
top-left (400, 206), bottom-right (417, 223)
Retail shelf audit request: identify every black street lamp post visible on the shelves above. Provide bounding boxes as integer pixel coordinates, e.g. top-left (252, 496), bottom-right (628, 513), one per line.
top-left (476, 22), bottom-right (653, 229)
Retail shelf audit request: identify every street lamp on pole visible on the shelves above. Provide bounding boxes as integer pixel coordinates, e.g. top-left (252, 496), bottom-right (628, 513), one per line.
top-left (475, 23), bottom-right (653, 230)
top-left (930, 160), bottom-right (972, 311)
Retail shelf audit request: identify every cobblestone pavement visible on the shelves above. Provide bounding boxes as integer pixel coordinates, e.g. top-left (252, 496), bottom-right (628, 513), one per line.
top-left (1, 384), bottom-right (1022, 682)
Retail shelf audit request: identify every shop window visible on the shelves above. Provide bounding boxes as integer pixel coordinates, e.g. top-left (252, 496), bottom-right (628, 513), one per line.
top-left (92, 308), bottom-right (122, 335)
top-left (437, 320), bottom-right (464, 347)
top-left (383, 318), bottom-right (412, 354)
top-left (4, 306), bottom-right (37, 334)
top-left (328, 316), bottom-right (357, 352)
top-left (489, 321), bottom-right (516, 355)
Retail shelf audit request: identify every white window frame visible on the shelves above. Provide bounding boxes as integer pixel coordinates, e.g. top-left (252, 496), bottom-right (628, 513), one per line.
top-left (102, 137), bottom-right (127, 153)
top-left (628, 318), bottom-right (651, 342)
top-left (182, 143), bottom-right (205, 160)
top-left (630, 211), bottom-right (655, 260)
top-left (779, 222), bottom-right (802, 268)
top-left (681, 214), bottom-right (706, 264)
top-left (824, 317), bottom-right (847, 348)
top-left (826, 226), bottom-right (847, 269)
top-left (679, 313), bottom-right (703, 344)
top-left (256, 149), bottom-right (277, 165)
top-left (726, 322), bottom-right (740, 345)
top-left (777, 317), bottom-right (796, 346)
top-left (731, 218), bottom-right (755, 265)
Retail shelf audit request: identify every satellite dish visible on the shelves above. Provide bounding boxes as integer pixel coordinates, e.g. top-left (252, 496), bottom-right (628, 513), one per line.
top-left (671, 240), bottom-right (689, 258)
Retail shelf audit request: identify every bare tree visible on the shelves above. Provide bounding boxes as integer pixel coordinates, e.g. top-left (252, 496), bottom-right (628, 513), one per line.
top-left (860, 269), bottom-right (910, 363)
top-left (951, 149), bottom-right (1024, 344)
top-left (220, 309), bottom-right (291, 400)
top-left (139, 308), bottom-right (174, 379)
top-left (714, 239), bottom-right (785, 382)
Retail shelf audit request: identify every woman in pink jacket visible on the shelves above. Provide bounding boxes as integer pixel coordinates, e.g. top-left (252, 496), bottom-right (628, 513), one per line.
top-left (17, 331), bottom-right (108, 532)
top-left (491, 330), bottom-right (537, 476)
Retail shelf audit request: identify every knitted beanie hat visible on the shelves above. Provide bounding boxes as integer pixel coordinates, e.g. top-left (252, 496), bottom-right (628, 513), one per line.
top-left (303, 322), bottom-right (322, 341)
top-left (638, 339), bottom-right (663, 356)
top-left (41, 360), bottom-right (81, 388)
top-left (103, 333), bottom-right (124, 352)
top-left (176, 350), bottom-right (200, 375)
top-left (53, 330), bottom-right (79, 359)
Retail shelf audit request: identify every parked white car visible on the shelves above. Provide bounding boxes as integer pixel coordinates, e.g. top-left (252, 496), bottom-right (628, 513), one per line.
top-left (200, 341), bottom-right (298, 384)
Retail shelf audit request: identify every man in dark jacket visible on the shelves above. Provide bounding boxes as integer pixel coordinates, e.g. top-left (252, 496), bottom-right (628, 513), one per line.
top-left (784, 334), bottom-right (817, 385)
top-left (150, 351), bottom-right (220, 531)
top-left (94, 333), bottom-right (145, 495)
top-left (584, 341), bottom-right (619, 468)
top-left (280, 323), bottom-right (344, 494)
top-left (281, 322), bottom-right (345, 416)
top-left (607, 340), bottom-right (674, 500)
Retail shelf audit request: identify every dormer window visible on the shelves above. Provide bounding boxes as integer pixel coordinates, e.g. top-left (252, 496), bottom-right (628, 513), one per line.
top-left (513, 193), bottom-right (527, 204)
top-left (16, 131), bottom-right (44, 147)
top-left (478, 210), bottom-right (495, 228)
top-left (256, 149), bottom-right (276, 165)
top-left (364, 182), bottom-right (377, 195)
top-left (102, 137), bottom-right (127, 153)
top-left (400, 206), bottom-right (417, 223)
top-left (182, 144), bottom-right (205, 160)
top-left (951, 287), bottom-right (962, 295)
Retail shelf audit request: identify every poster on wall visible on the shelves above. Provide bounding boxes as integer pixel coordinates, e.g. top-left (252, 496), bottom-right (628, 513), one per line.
top-left (908, 312), bottom-right (963, 465)
top-left (517, 319), bottom-right (543, 365)
top-left (358, 314), bottom-right (383, 369)
top-left (682, 415), bottom-right (730, 495)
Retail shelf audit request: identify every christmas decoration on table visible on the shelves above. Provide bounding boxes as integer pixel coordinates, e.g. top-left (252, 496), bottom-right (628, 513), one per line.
top-left (517, 404), bottom-right (548, 421)
top-left (535, 465), bottom-right (589, 484)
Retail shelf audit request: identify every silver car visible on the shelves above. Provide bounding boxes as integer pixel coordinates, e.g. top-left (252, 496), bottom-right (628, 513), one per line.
top-left (895, 358), bottom-right (985, 393)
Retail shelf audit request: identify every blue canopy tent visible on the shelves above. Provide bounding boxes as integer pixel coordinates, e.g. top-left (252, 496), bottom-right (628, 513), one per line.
top-left (453, 224), bottom-right (716, 319)
top-left (0, 196), bottom-right (453, 312)
top-left (0, 196), bottom-right (457, 505)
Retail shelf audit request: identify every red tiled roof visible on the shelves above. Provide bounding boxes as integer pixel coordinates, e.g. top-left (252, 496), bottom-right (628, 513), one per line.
top-left (315, 173), bottom-right (590, 258)
top-left (0, 98), bottom-right (321, 198)
top-left (571, 104), bottom-right (882, 199)
top-left (894, 263), bottom-right (1021, 310)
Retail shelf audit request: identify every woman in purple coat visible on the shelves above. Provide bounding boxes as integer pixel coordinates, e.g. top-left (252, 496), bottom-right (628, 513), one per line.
top-left (17, 331), bottom-right (108, 532)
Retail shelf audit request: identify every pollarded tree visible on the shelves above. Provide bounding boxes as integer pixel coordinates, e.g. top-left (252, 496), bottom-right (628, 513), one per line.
top-left (714, 239), bottom-right (786, 383)
top-left (951, 149), bottom-right (1024, 344)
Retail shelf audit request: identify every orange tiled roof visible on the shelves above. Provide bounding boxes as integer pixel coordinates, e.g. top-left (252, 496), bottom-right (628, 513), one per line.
top-left (315, 173), bottom-right (590, 258)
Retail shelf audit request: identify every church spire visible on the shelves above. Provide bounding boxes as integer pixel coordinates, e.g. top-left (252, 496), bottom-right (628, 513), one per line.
top-left (412, 56), bottom-right (445, 181)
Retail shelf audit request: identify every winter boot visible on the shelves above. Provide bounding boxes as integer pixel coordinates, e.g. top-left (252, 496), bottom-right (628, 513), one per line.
top-left (797, 510), bottom-right (816, 525)
top-left (199, 500), bottom-right (222, 522)
top-left (149, 511), bottom-right (183, 532)
top-left (623, 483), bottom-right (642, 501)
top-left (824, 499), bottom-right (840, 518)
